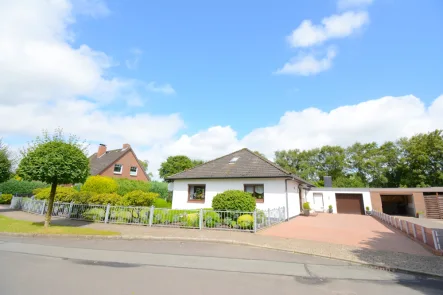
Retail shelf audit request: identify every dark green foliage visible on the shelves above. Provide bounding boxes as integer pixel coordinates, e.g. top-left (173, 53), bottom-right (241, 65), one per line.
top-left (0, 139), bottom-right (11, 183)
top-left (119, 190), bottom-right (158, 207)
top-left (35, 186), bottom-right (77, 202)
top-left (159, 155), bottom-right (206, 180)
top-left (148, 181), bottom-right (168, 199)
top-left (115, 178), bottom-right (150, 196)
top-left (0, 179), bottom-right (48, 194)
top-left (212, 190), bottom-right (256, 212)
top-left (0, 194), bottom-right (13, 204)
top-left (81, 176), bottom-right (118, 194)
top-left (153, 198), bottom-right (172, 208)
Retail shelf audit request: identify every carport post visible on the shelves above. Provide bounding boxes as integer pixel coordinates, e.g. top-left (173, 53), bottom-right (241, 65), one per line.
top-left (421, 226), bottom-right (427, 244)
top-left (399, 219), bottom-right (402, 231)
top-left (412, 223), bottom-right (417, 238)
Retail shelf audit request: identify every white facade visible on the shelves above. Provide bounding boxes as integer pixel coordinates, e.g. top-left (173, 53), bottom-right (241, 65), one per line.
top-left (305, 188), bottom-right (372, 214)
top-left (171, 178), bottom-right (302, 219)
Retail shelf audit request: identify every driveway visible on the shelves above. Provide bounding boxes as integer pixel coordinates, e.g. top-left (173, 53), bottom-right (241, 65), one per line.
top-left (260, 213), bottom-right (431, 256)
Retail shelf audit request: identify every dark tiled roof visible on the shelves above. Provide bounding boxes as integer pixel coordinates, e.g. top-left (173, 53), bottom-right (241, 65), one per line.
top-left (166, 148), bottom-right (313, 186)
top-left (89, 148), bottom-right (127, 176)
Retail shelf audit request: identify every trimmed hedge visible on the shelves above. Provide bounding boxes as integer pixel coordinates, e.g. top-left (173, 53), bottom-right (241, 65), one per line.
top-left (88, 193), bottom-right (121, 205)
top-left (0, 193), bottom-right (13, 204)
top-left (0, 179), bottom-right (48, 194)
top-left (148, 181), bottom-right (168, 199)
top-left (212, 190), bottom-right (256, 212)
top-left (81, 176), bottom-right (118, 194)
top-left (153, 198), bottom-right (172, 208)
top-left (115, 178), bottom-right (151, 196)
top-left (119, 190), bottom-right (158, 207)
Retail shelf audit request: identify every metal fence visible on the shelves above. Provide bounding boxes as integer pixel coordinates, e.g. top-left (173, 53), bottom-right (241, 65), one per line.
top-left (9, 196), bottom-right (286, 233)
top-left (372, 210), bottom-right (442, 253)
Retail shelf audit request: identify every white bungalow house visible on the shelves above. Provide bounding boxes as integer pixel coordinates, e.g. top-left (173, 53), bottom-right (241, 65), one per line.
top-left (166, 148), bottom-right (314, 219)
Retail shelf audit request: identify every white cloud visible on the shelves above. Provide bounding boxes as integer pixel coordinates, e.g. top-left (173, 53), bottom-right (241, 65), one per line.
top-left (287, 11), bottom-right (369, 48)
top-left (276, 48), bottom-right (337, 76)
top-left (72, 0), bottom-right (111, 17)
top-left (337, 0), bottom-right (373, 10)
top-left (146, 82), bottom-right (176, 95)
top-left (125, 48), bottom-right (143, 70)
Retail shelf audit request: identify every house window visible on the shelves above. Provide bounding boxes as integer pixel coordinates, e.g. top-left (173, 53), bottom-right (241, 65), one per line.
top-left (188, 185), bottom-right (206, 203)
top-left (130, 166), bottom-right (138, 176)
top-left (244, 184), bottom-right (264, 202)
top-left (114, 164), bottom-right (123, 174)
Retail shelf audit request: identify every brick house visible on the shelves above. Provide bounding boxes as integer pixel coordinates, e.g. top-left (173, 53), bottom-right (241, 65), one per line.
top-left (89, 144), bottom-right (150, 182)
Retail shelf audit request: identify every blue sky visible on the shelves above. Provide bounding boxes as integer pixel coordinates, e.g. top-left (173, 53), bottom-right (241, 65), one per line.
top-left (0, 0), bottom-right (442, 178)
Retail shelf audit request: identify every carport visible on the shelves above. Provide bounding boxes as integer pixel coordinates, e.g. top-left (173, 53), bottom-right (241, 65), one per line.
top-left (335, 193), bottom-right (364, 215)
top-left (381, 195), bottom-right (413, 216)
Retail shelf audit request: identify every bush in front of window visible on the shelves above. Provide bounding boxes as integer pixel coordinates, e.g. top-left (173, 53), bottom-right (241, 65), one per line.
top-left (212, 190), bottom-right (256, 212)
top-left (81, 176), bottom-right (118, 194)
top-left (0, 193), bottom-right (13, 204)
top-left (119, 190), bottom-right (158, 207)
top-left (237, 214), bottom-right (254, 229)
top-left (35, 186), bottom-right (78, 202)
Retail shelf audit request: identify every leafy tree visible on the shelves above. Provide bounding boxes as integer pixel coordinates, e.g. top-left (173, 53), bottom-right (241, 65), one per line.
top-left (138, 159), bottom-right (148, 171)
top-left (253, 151), bottom-right (267, 158)
top-left (17, 130), bottom-right (90, 227)
top-left (192, 159), bottom-right (204, 166)
top-left (0, 139), bottom-right (12, 182)
top-left (159, 156), bottom-right (204, 180)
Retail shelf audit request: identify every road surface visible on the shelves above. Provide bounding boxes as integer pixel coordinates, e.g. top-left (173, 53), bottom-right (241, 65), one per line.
top-left (0, 235), bottom-right (442, 294)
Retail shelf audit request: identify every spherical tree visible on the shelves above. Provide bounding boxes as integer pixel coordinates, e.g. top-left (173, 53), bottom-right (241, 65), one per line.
top-left (18, 130), bottom-right (89, 227)
top-left (0, 139), bottom-right (12, 183)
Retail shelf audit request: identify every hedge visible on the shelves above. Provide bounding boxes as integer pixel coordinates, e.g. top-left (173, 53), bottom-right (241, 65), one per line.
top-left (0, 194), bottom-right (13, 204)
top-left (115, 178), bottom-right (150, 196)
top-left (81, 176), bottom-right (118, 194)
top-left (119, 190), bottom-right (158, 207)
top-left (148, 181), bottom-right (168, 199)
top-left (35, 186), bottom-right (78, 202)
top-left (88, 193), bottom-right (121, 206)
top-left (212, 190), bottom-right (256, 212)
top-left (153, 198), bottom-right (172, 208)
top-left (0, 179), bottom-right (48, 194)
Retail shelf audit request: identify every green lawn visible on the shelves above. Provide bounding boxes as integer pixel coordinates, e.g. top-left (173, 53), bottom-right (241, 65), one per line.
top-left (0, 215), bottom-right (119, 236)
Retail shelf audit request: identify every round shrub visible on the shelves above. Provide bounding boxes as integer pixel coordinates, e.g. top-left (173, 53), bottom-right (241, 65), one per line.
top-left (88, 193), bottom-right (121, 205)
top-left (82, 208), bottom-right (106, 221)
top-left (35, 186), bottom-right (77, 202)
top-left (212, 190), bottom-right (256, 212)
top-left (237, 214), bottom-right (254, 229)
top-left (81, 176), bottom-right (118, 194)
top-left (186, 213), bottom-right (199, 227)
top-left (0, 193), bottom-right (13, 204)
top-left (119, 190), bottom-right (158, 207)
top-left (153, 198), bottom-right (172, 208)
top-left (204, 211), bottom-right (220, 228)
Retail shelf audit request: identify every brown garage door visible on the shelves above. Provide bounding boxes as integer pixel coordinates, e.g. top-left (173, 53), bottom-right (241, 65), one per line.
top-left (336, 194), bottom-right (364, 215)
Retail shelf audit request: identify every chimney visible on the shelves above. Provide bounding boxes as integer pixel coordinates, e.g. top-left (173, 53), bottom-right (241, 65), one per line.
top-left (97, 144), bottom-right (107, 158)
top-left (324, 176), bottom-right (332, 188)
top-left (123, 143), bottom-right (130, 150)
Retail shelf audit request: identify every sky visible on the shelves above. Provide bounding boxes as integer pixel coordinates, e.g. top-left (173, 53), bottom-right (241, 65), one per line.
top-left (1, 0), bottom-right (443, 179)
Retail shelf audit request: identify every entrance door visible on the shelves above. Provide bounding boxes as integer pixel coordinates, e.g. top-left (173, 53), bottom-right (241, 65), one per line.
top-left (312, 193), bottom-right (324, 212)
top-left (335, 194), bottom-right (364, 215)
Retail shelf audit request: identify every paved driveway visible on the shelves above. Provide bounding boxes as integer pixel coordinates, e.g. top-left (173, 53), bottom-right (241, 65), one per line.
top-left (260, 213), bottom-right (431, 256)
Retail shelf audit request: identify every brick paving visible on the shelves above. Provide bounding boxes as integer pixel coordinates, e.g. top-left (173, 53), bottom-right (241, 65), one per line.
top-left (1, 208), bottom-right (443, 277)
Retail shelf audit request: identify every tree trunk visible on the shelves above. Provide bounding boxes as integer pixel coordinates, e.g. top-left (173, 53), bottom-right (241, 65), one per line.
top-left (44, 181), bottom-right (57, 228)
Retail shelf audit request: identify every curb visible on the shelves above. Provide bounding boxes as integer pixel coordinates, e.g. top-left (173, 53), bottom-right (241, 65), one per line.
top-left (1, 231), bottom-right (442, 279)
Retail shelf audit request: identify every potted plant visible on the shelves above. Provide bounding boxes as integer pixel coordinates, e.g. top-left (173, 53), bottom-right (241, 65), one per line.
top-left (365, 206), bottom-right (371, 215)
top-left (416, 211), bottom-right (425, 218)
top-left (328, 205), bottom-right (333, 213)
top-left (302, 202), bottom-right (311, 216)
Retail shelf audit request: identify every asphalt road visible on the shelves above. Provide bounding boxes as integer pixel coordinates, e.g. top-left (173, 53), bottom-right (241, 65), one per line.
top-left (0, 236), bottom-right (442, 295)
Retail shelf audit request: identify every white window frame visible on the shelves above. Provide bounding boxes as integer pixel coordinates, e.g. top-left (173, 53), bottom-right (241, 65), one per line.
top-left (130, 166), bottom-right (138, 176)
top-left (114, 164), bottom-right (123, 175)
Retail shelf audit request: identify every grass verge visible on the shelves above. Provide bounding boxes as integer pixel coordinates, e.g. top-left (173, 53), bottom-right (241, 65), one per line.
top-left (0, 215), bottom-right (119, 236)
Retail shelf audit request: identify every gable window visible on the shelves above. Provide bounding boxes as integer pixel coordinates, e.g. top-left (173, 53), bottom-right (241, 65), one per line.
top-left (188, 185), bottom-right (206, 203)
top-left (244, 184), bottom-right (264, 203)
top-left (130, 166), bottom-right (138, 176)
top-left (114, 164), bottom-right (123, 174)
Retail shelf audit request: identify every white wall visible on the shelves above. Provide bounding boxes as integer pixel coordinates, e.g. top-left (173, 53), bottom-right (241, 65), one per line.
top-left (171, 178), bottom-right (302, 218)
top-left (305, 189), bottom-right (372, 214)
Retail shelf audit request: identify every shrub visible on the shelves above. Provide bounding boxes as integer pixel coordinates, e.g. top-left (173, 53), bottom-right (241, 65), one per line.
top-left (0, 194), bottom-right (13, 204)
top-left (115, 178), bottom-right (150, 196)
top-left (139, 209), bottom-right (151, 224)
top-left (212, 190), bottom-right (256, 212)
top-left (153, 198), bottom-right (172, 208)
top-left (186, 213), bottom-right (199, 227)
top-left (365, 206), bottom-right (370, 211)
top-left (119, 190), bottom-right (157, 207)
top-left (73, 183), bottom-right (82, 192)
top-left (82, 208), bottom-right (106, 221)
top-left (35, 186), bottom-right (78, 202)
top-left (328, 205), bottom-right (333, 210)
top-left (237, 214), bottom-right (254, 229)
top-left (0, 179), bottom-right (48, 194)
top-left (204, 211), bottom-right (220, 228)
top-left (89, 193), bottom-right (121, 205)
top-left (230, 221), bottom-right (237, 228)
top-left (32, 187), bottom-right (45, 195)
top-left (72, 191), bottom-right (95, 204)
top-left (110, 209), bottom-right (132, 223)
top-left (302, 202), bottom-right (310, 210)
top-left (149, 181), bottom-right (168, 199)
top-left (81, 176), bottom-right (118, 194)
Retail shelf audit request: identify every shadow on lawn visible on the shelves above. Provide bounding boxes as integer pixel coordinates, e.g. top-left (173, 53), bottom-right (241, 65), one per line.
top-left (351, 218), bottom-right (443, 295)
top-left (31, 218), bottom-right (92, 227)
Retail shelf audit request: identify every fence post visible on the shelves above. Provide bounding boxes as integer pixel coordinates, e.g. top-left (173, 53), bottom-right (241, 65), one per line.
top-left (432, 230), bottom-right (439, 250)
top-left (421, 226), bottom-right (427, 244)
top-left (405, 221), bottom-right (410, 235)
top-left (68, 202), bottom-right (74, 218)
top-left (104, 203), bottom-right (110, 223)
top-left (199, 208), bottom-right (203, 230)
top-left (149, 206), bottom-right (154, 226)
top-left (399, 219), bottom-right (403, 231)
top-left (41, 200), bottom-right (46, 215)
top-left (267, 208), bottom-right (271, 226)
top-left (253, 210), bottom-right (257, 233)
top-left (412, 223), bottom-right (417, 238)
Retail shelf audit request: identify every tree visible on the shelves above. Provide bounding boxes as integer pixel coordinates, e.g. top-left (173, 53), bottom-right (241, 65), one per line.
top-left (253, 151), bottom-right (267, 158)
top-left (192, 159), bottom-right (204, 166)
top-left (138, 159), bottom-right (148, 171)
top-left (159, 155), bottom-right (194, 180)
top-left (0, 139), bottom-right (12, 183)
top-left (17, 130), bottom-right (89, 227)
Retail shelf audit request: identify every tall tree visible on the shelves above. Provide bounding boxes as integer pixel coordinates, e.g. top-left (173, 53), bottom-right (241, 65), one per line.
top-left (192, 159), bottom-right (205, 166)
top-left (17, 130), bottom-right (89, 227)
top-left (0, 139), bottom-right (12, 183)
top-left (159, 155), bottom-right (195, 180)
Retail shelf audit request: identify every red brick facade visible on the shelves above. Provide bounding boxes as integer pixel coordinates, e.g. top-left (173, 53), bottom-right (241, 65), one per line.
top-left (99, 150), bottom-right (149, 181)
